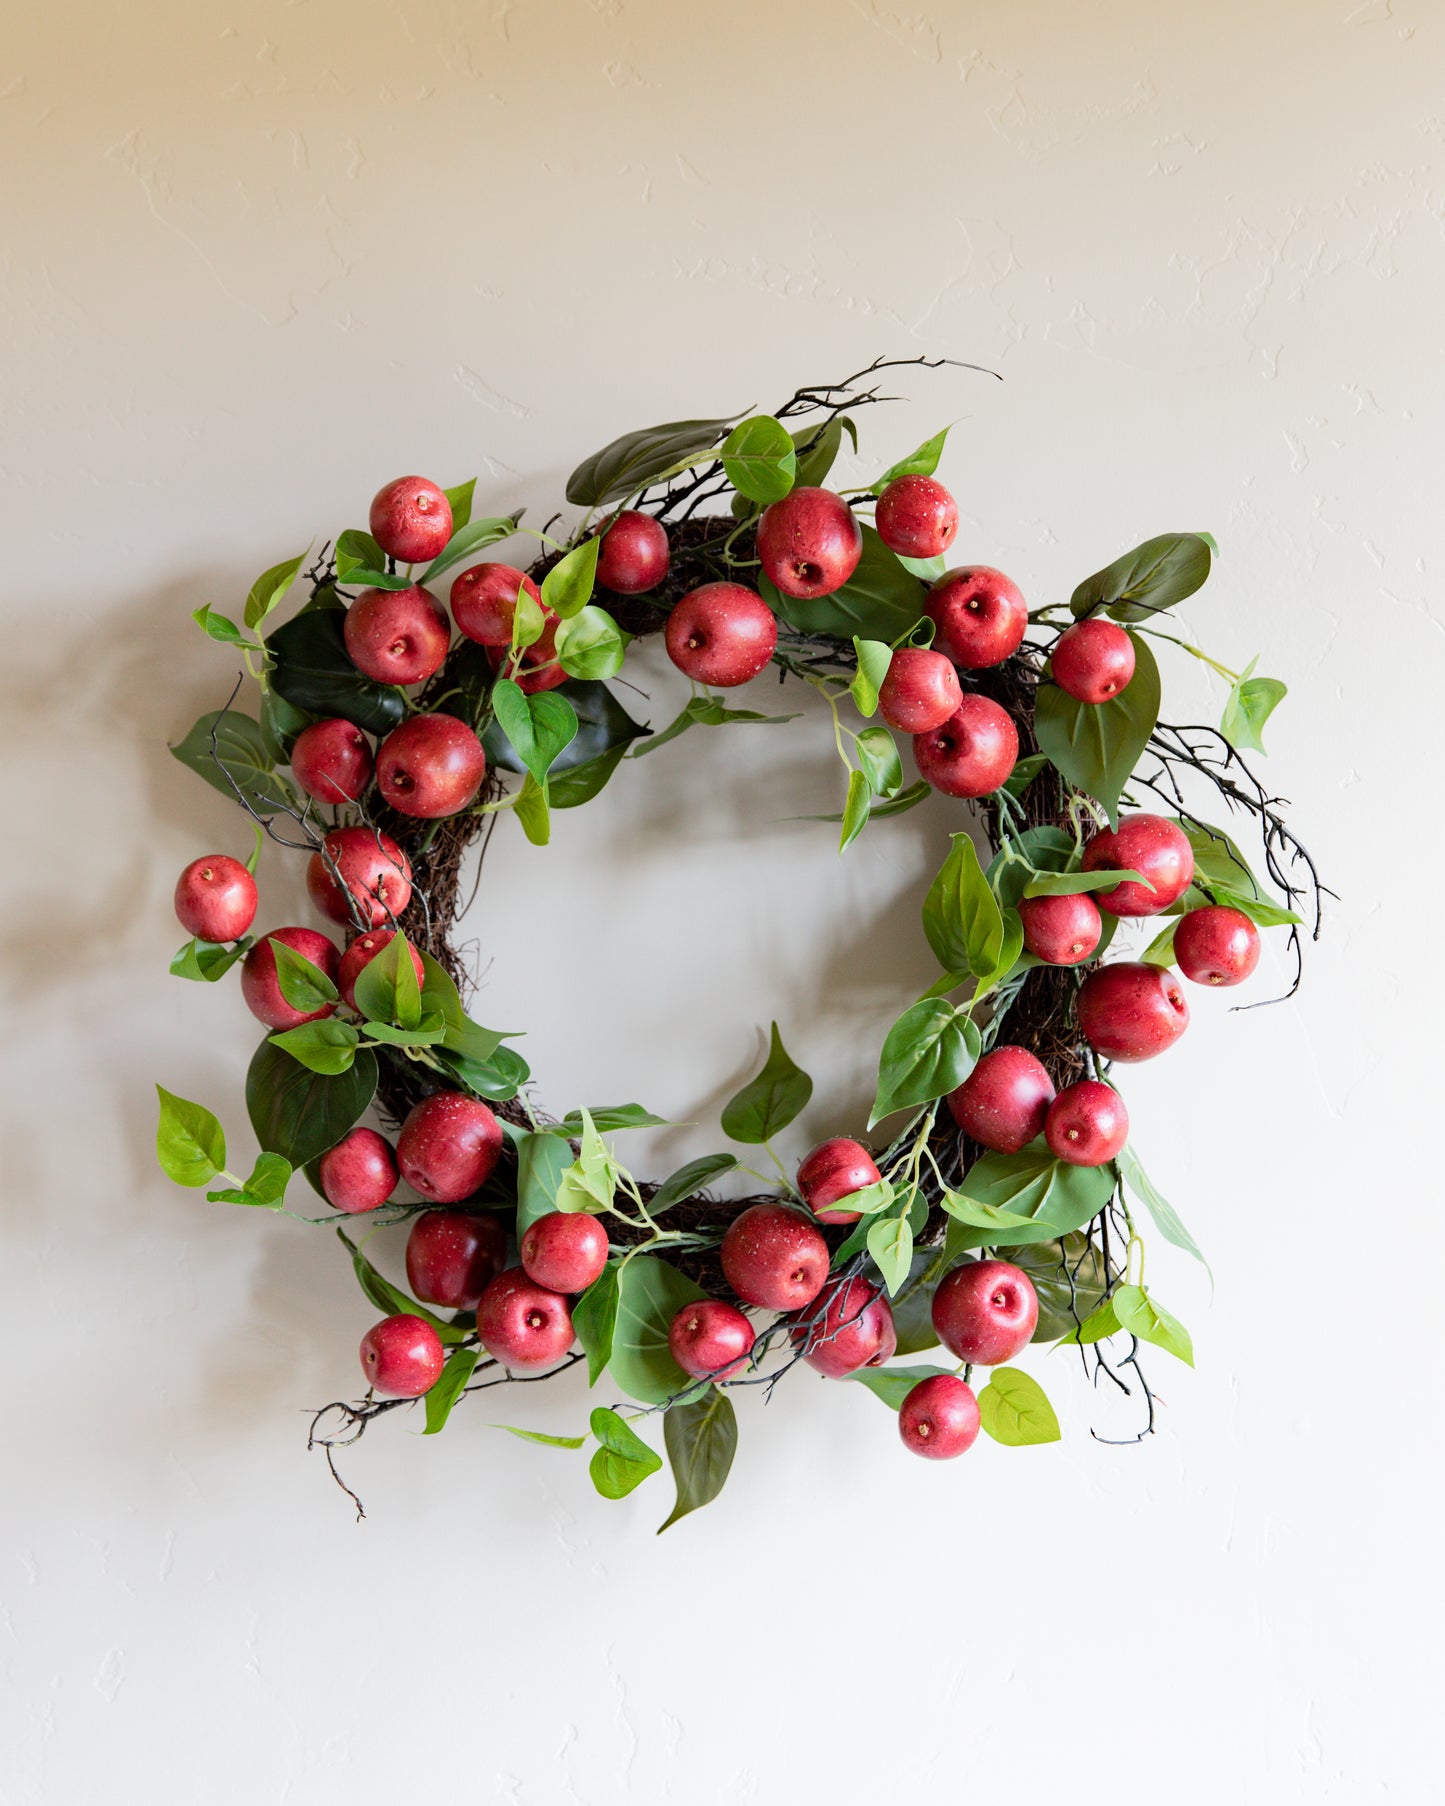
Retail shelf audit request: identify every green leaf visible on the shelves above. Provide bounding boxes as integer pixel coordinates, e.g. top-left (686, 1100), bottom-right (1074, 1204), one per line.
top-left (1011, 1234), bottom-right (1110, 1343)
top-left (155, 1085), bottom-right (226, 1187)
top-left (555, 605), bottom-right (629, 681)
top-left (334, 529), bottom-right (386, 584)
top-left (1141, 920), bottom-right (1178, 967)
top-left (268, 939), bottom-right (340, 1013)
top-left (610, 1257), bottom-right (707, 1404)
top-left (245, 1041), bottom-right (377, 1167)
top-left (539, 536), bottom-right (601, 621)
top-left (420, 513), bottom-right (521, 585)
top-left (867, 1210), bottom-right (914, 1295)
top-left (1035, 632), bottom-right (1160, 827)
top-left (1221, 659), bottom-right (1287, 756)
top-left (985, 825), bottom-right (1075, 909)
top-left (631, 695), bottom-right (800, 758)
top-left (1211, 886), bottom-right (1301, 929)
top-left (557, 1104), bottom-right (671, 1135)
top-left (515, 1129), bottom-right (575, 1234)
top-left (973, 907), bottom-right (1025, 997)
top-left (510, 588), bottom-right (547, 654)
top-left (482, 677), bottom-right (650, 780)
top-left (244, 551), bottom-right (307, 630)
top-left (659, 1390), bottom-right (738, 1532)
top-left (513, 772), bottom-right (550, 845)
top-left (1112, 1284), bottom-right (1194, 1366)
top-left (491, 679), bottom-right (579, 788)
top-left (940, 1194), bottom-right (1040, 1234)
top-left (566, 414), bottom-right (740, 507)
top-left (1062, 1298), bottom-right (1121, 1346)
top-left (169, 937), bottom-right (251, 983)
top-left (266, 1018), bottom-right (359, 1075)
top-left (423, 1345), bottom-right (480, 1434)
top-left (1069, 533), bottom-right (1213, 624)
top-left (1176, 819), bottom-right (1282, 911)
top-left (720, 1022), bottom-right (813, 1143)
top-left (1021, 867), bottom-right (1149, 900)
top-left (1116, 1144), bottom-right (1208, 1270)
top-left (1003, 752), bottom-right (1050, 799)
top-left (839, 768), bottom-right (871, 852)
top-left (923, 832), bottom-right (1006, 978)
top-left (764, 522), bottom-right (926, 643)
top-left (443, 478), bottom-right (476, 531)
top-left (588, 1406), bottom-right (664, 1499)
top-left (791, 414), bottom-right (855, 489)
top-left (978, 1367), bottom-right (1061, 1445)
top-left (204, 1150), bottom-right (292, 1209)
top-left (438, 1044), bottom-right (529, 1102)
top-left (338, 1229), bottom-right (466, 1344)
top-left (192, 604), bottom-right (261, 650)
top-left (548, 741), bottom-right (631, 809)
top-left (492, 1423), bottom-right (588, 1449)
top-left (855, 725), bottom-right (902, 799)
top-left (169, 710), bottom-right (293, 816)
top-left (864, 778), bottom-right (931, 820)
top-left (851, 1362), bottom-right (953, 1410)
top-left (359, 1017), bottom-right (446, 1049)
top-left (258, 687), bottom-right (312, 763)
top-left (850, 637), bottom-right (892, 716)
top-left (875, 425), bottom-right (950, 490)
top-left (721, 414), bottom-right (796, 504)
top-left (266, 607), bottom-right (407, 736)
top-left (574, 1263), bottom-right (621, 1386)
top-left (870, 1001), bottom-right (980, 1126)
top-left (352, 931), bottom-right (421, 1029)
top-left (944, 1142), bottom-right (1114, 1253)
top-left (648, 1154), bottom-right (739, 1214)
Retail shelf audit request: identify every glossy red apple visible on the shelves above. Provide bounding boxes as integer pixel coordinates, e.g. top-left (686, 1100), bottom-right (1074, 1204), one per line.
top-left (343, 585), bottom-right (451, 685)
top-left (874, 475), bottom-right (958, 560)
top-left (369, 476), bottom-right (453, 564)
top-left (1017, 892), bottom-right (1103, 966)
top-left (926, 566), bottom-right (1027, 669)
top-left (720, 1204), bottom-right (829, 1312)
top-left (405, 1209), bottom-right (509, 1310)
top-left (484, 617), bottom-right (568, 694)
top-left (1174, 905), bottom-right (1261, 986)
top-left (174, 854), bottom-right (257, 943)
top-left (475, 1269), bottom-right (574, 1371)
top-left (664, 583), bottom-right (777, 686)
top-left (1082, 814), bottom-right (1195, 917)
top-left (797, 1138), bottom-right (882, 1226)
top-left (792, 1276), bottom-right (897, 1377)
top-left (913, 695), bottom-right (1019, 797)
top-left (306, 827), bottom-right (413, 929)
top-left (947, 1046), bottom-right (1055, 1153)
top-left (668, 1300), bottom-right (754, 1380)
top-left (932, 1258), bottom-right (1038, 1365)
top-left (240, 926), bottom-right (339, 1031)
top-left (756, 487), bottom-right (862, 599)
top-left (359, 1313), bottom-right (446, 1396)
top-left (317, 1126), bottom-right (398, 1214)
top-left (595, 510), bottom-right (670, 594)
top-left (898, 1373), bottom-right (980, 1458)
top-left (520, 1212), bottom-right (610, 1294)
top-left (1051, 619), bottom-right (1135, 704)
top-left (1076, 961), bottom-right (1190, 1062)
top-left (1044, 1080), bottom-right (1129, 1166)
top-left (396, 1091), bottom-right (503, 1203)
top-left (450, 564), bottom-right (544, 646)
top-left (878, 647), bottom-right (963, 735)
top-left (337, 929), bottom-right (426, 1012)
top-left (290, 718), bottom-right (373, 804)
top-left (375, 713), bottom-right (486, 818)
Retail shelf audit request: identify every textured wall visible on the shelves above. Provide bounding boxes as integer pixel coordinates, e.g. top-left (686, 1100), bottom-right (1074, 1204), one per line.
top-left (4, 2), bottom-right (1440, 1800)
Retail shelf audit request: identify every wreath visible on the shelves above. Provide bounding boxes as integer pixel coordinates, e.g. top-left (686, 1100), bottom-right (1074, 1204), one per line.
top-left (155, 357), bottom-right (1326, 1526)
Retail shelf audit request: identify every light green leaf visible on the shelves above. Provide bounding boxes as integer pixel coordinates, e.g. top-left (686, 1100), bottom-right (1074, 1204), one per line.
top-left (589, 1406), bottom-right (664, 1499)
top-left (169, 937), bottom-right (251, 983)
top-left (266, 1018), bottom-right (359, 1075)
top-left (1021, 867), bottom-right (1151, 900)
top-left (945, 1142), bottom-right (1114, 1254)
top-left (609, 1257), bottom-right (707, 1405)
top-left (192, 604), bottom-right (262, 650)
top-left (1141, 920), bottom-right (1177, 967)
top-left (516, 1129), bottom-right (574, 1234)
top-left (867, 1211), bottom-right (914, 1295)
top-left (419, 513), bottom-right (521, 584)
top-left (1116, 1144), bottom-right (1208, 1271)
top-left (923, 833), bottom-right (1005, 979)
top-left (851, 1362), bottom-right (953, 1410)
top-left (424, 1346), bottom-right (481, 1435)
top-left (720, 414), bottom-right (796, 504)
top-left (268, 939), bottom-right (340, 1013)
top-left (351, 931), bottom-right (421, 1030)
top-left (839, 768), bottom-right (871, 852)
top-left (875, 425), bottom-right (950, 490)
top-left (1061, 1298), bottom-right (1121, 1346)
top-left (540, 535), bottom-right (601, 620)
top-left (855, 724), bottom-right (902, 798)
top-left (513, 772), bottom-right (551, 845)
top-left (870, 1000), bottom-right (980, 1126)
top-left (940, 1194), bottom-right (1040, 1234)
top-left (491, 679), bottom-right (579, 788)
top-left (443, 478), bottom-right (476, 531)
top-left (574, 1263), bottom-right (621, 1387)
top-left (155, 1085), bottom-right (226, 1187)
top-left (244, 551), bottom-right (308, 630)
top-left (337, 1228), bottom-right (467, 1344)
top-left (720, 1023), bottom-right (813, 1143)
top-left (492, 1423), bottom-right (588, 1449)
top-left (1112, 1284), bottom-right (1194, 1366)
top-left (555, 605), bottom-right (629, 681)
top-left (978, 1367), bottom-right (1061, 1445)
top-left (1221, 659), bottom-right (1287, 756)
top-left (204, 1149), bottom-right (291, 1209)
top-left (334, 529), bottom-right (386, 584)
top-left (850, 636), bottom-right (893, 716)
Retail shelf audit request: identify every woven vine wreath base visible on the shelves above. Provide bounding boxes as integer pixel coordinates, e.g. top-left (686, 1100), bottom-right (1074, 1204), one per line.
top-left (157, 359), bottom-right (1326, 1525)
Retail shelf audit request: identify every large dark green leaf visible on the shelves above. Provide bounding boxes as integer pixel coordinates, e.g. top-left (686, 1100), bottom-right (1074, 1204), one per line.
top-left (764, 523), bottom-right (927, 643)
top-left (923, 833), bottom-right (1005, 978)
top-left (791, 415), bottom-right (855, 489)
top-left (245, 1039), bottom-right (377, 1166)
top-left (1069, 533), bottom-right (1214, 623)
top-left (1035, 632), bottom-right (1159, 827)
top-left (720, 415), bottom-right (796, 504)
top-left (574, 1263), bottom-right (621, 1386)
top-left (851, 1362), bottom-right (953, 1410)
top-left (169, 710), bottom-right (293, 815)
top-left (566, 415), bottom-right (740, 507)
top-left (515, 1129), bottom-right (574, 1233)
top-left (609, 1257), bottom-right (706, 1405)
top-left (659, 1390), bottom-right (738, 1532)
top-left (266, 606), bottom-right (407, 736)
top-left (720, 1023), bottom-right (813, 1143)
top-left (1009, 1234), bottom-right (1110, 1343)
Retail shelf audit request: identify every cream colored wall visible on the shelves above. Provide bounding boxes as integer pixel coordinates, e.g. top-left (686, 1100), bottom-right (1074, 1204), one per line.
top-left (5, 2), bottom-right (1441, 1800)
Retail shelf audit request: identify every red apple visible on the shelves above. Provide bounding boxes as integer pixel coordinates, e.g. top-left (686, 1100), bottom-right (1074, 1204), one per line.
top-left (720, 1203), bottom-right (829, 1312)
top-left (926, 566), bottom-right (1027, 669)
top-left (1044, 1080), bottom-right (1129, 1166)
top-left (360, 1314), bottom-right (445, 1396)
top-left (595, 510), bottom-right (670, 594)
top-left (484, 616), bottom-right (568, 694)
top-left (1051, 619), bottom-right (1135, 704)
top-left (1076, 962), bottom-right (1190, 1062)
top-left (240, 926), bottom-right (339, 1031)
top-left (797, 1138), bottom-right (882, 1226)
top-left (405, 1209), bottom-right (509, 1310)
top-left (664, 583), bottom-right (777, 686)
top-left (946, 1045), bottom-right (1055, 1153)
top-left (1082, 814), bottom-right (1195, 917)
top-left (450, 564), bottom-right (544, 647)
top-left (475, 1269), bottom-right (574, 1371)
top-left (290, 718), bottom-right (373, 804)
top-left (306, 827), bottom-right (413, 929)
top-left (520, 1211), bottom-right (610, 1294)
top-left (343, 585), bottom-right (451, 685)
top-left (337, 929), bottom-right (426, 1012)
top-left (318, 1127), bottom-right (398, 1214)
top-left (878, 647), bottom-right (963, 735)
top-left (898, 1373), bottom-right (980, 1458)
top-left (369, 476), bottom-right (453, 565)
top-left (756, 487), bottom-right (862, 599)
top-left (375, 712), bottom-right (486, 818)
top-left (668, 1300), bottom-right (754, 1380)
top-left (174, 854), bottom-right (257, 943)
top-left (1017, 892), bottom-right (1103, 966)
top-left (913, 695), bottom-right (1019, 797)
top-left (791, 1276), bottom-right (897, 1377)
top-left (1174, 905), bottom-right (1261, 986)
top-left (932, 1258), bottom-right (1038, 1365)
top-left (874, 475), bottom-right (958, 560)
top-left (396, 1091), bottom-right (503, 1203)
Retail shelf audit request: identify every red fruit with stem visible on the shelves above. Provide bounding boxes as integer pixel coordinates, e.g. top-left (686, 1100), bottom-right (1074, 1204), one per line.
top-left (1018, 892), bottom-right (1103, 966)
top-left (1081, 814), bottom-right (1195, 917)
top-left (913, 695), bottom-right (1019, 797)
top-left (396, 1091), bottom-right (503, 1203)
top-left (1076, 962), bottom-right (1190, 1062)
top-left (336, 929), bottom-right (426, 1011)
top-left (520, 1212), bottom-right (610, 1295)
top-left (1051, 619), bottom-right (1136, 704)
top-left (1044, 1080), bottom-right (1129, 1166)
top-left (1174, 905), bottom-right (1261, 986)
top-left (368, 476), bottom-right (453, 564)
top-left (946, 1046), bottom-right (1055, 1153)
top-left (375, 713), bottom-right (486, 818)
top-left (307, 827), bottom-right (413, 929)
top-left (359, 1313), bottom-right (445, 1397)
top-left (405, 1209), bottom-right (509, 1310)
top-left (874, 475), bottom-right (959, 560)
top-left (595, 510), bottom-right (670, 594)
top-left (878, 647), bottom-right (963, 735)
top-left (451, 564), bottom-right (544, 646)
top-left (668, 1300), bottom-right (754, 1380)
top-left (755, 487), bottom-right (862, 599)
top-left (343, 585), bottom-right (451, 685)
top-left (290, 719), bottom-right (373, 804)
top-left (239, 926), bottom-right (339, 1031)
top-left (484, 618), bottom-right (568, 694)
top-left (174, 854), bottom-right (257, 944)
top-left (664, 583), bottom-right (777, 687)
top-left (476, 1269), bottom-right (574, 1371)
top-left (797, 1138), bottom-right (883, 1226)
top-left (720, 1204), bottom-right (829, 1312)
top-left (899, 1374), bottom-right (981, 1459)
top-left (926, 566), bottom-right (1028, 669)
top-left (932, 1259), bottom-right (1039, 1365)
top-left (791, 1276), bottom-right (897, 1378)
top-left (318, 1127), bottom-right (398, 1214)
